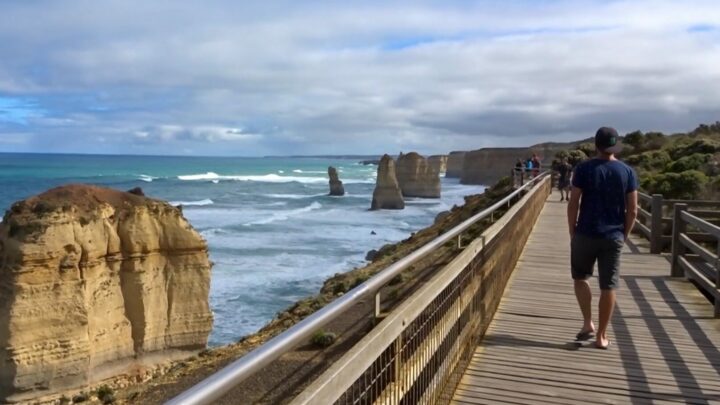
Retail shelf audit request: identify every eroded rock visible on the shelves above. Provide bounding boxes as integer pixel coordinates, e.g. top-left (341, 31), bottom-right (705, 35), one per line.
top-left (328, 166), bottom-right (345, 196)
top-left (370, 155), bottom-right (404, 210)
top-left (396, 152), bottom-right (441, 198)
top-left (0, 184), bottom-right (212, 402)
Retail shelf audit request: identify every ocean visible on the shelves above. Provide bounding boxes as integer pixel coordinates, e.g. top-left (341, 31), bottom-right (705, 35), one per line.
top-left (0, 153), bottom-right (485, 346)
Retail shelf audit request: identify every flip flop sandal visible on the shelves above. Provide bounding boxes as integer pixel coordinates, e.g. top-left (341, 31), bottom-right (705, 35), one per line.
top-left (595, 341), bottom-right (611, 350)
top-left (575, 330), bottom-right (595, 341)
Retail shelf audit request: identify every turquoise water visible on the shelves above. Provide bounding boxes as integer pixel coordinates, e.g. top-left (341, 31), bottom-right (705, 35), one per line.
top-left (0, 153), bottom-right (485, 346)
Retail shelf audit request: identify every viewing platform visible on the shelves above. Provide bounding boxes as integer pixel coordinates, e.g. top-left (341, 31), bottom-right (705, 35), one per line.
top-left (169, 174), bottom-right (720, 405)
top-left (452, 193), bottom-right (720, 404)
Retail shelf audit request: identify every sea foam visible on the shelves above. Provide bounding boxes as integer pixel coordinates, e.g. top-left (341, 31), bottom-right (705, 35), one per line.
top-left (170, 199), bottom-right (214, 206)
top-left (178, 172), bottom-right (373, 184)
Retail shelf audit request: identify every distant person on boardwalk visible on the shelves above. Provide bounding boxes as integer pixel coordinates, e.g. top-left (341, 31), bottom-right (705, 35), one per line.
top-left (567, 127), bottom-right (638, 349)
top-left (525, 157), bottom-right (534, 177)
top-left (531, 154), bottom-right (541, 177)
top-left (557, 157), bottom-right (572, 201)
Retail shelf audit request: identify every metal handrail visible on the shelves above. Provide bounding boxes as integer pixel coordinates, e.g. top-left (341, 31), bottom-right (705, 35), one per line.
top-left (166, 172), bottom-right (550, 405)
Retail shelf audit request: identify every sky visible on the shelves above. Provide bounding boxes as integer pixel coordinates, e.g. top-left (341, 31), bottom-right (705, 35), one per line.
top-left (0, 0), bottom-right (719, 156)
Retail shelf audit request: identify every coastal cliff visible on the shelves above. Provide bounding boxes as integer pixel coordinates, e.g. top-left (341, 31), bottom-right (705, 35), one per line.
top-left (460, 143), bottom-right (572, 185)
top-left (396, 152), bottom-right (441, 198)
top-left (0, 185), bottom-right (212, 402)
top-left (371, 155), bottom-right (404, 210)
top-left (445, 151), bottom-right (466, 178)
top-left (328, 166), bottom-right (345, 196)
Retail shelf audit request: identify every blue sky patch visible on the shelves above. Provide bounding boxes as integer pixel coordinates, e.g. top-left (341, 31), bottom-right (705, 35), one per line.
top-left (0, 97), bottom-right (44, 125)
top-left (688, 24), bottom-right (716, 33)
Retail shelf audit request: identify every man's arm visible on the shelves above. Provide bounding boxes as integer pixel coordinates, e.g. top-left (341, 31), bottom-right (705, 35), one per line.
top-left (567, 186), bottom-right (582, 238)
top-left (624, 190), bottom-right (638, 240)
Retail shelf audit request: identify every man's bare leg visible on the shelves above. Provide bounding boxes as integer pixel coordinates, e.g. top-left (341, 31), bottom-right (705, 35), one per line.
top-left (596, 289), bottom-right (616, 348)
top-left (574, 279), bottom-right (595, 336)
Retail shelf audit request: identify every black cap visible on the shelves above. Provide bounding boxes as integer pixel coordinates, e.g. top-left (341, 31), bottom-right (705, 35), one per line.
top-left (595, 126), bottom-right (622, 154)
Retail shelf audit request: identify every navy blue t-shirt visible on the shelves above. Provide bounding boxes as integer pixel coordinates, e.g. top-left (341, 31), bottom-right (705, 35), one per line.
top-left (572, 159), bottom-right (638, 240)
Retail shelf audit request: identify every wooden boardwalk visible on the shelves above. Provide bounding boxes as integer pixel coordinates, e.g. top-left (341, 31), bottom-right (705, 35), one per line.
top-left (451, 192), bottom-right (720, 405)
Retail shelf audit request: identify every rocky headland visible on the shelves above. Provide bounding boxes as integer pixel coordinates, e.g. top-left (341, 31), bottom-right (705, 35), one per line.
top-left (327, 166), bottom-right (345, 196)
top-left (370, 155), bottom-right (405, 210)
top-left (0, 185), bottom-right (212, 403)
top-left (395, 152), bottom-right (441, 198)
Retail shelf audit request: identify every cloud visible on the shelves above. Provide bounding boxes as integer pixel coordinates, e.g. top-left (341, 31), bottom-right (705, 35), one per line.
top-left (0, 1), bottom-right (719, 155)
top-left (134, 125), bottom-right (262, 143)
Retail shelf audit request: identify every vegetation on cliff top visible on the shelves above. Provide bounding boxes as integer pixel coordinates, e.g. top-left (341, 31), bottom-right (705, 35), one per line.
top-left (556, 122), bottom-right (720, 200)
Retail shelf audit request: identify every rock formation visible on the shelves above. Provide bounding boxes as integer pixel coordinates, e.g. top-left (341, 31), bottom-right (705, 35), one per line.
top-left (395, 152), bottom-right (441, 198)
top-left (0, 185), bottom-right (213, 402)
top-left (370, 155), bottom-right (404, 210)
top-left (328, 166), bottom-right (345, 196)
top-left (446, 151), bottom-right (466, 178)
top-left (428, 155), bottom-right (448, 174)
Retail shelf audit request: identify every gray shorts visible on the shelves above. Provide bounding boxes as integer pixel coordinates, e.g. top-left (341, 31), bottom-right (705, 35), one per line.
top-left (571, 234), bottom-right (624, 290)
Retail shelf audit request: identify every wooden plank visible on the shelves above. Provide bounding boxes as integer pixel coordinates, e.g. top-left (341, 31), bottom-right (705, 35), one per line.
top-left (450, 191), bottom-right (720, 405)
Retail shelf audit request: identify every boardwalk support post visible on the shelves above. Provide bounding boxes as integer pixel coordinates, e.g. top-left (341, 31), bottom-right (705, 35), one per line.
top-left (671, 203), bottom-right (688, 277)
top-left (650, 194), bottom-right (663, 254)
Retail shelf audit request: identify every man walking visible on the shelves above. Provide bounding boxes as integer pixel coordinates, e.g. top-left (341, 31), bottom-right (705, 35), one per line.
top-left (567, 127), bottom-right (638, 349)
top-left (557, 157), bottom-right (572, 201)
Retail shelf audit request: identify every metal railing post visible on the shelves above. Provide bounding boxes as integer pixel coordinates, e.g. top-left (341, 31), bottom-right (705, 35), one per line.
top-left (650, 194), bottom-right (664, 253)
top-left (671, 203), bottom-right (688, 277)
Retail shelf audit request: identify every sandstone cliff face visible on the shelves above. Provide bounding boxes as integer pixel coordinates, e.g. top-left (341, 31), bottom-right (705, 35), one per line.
top-left (445, 151), bottom-right (466, 178)
top-left (328, 166), bottom-right (345, 196)
top-left (396, 152), bottom-right (441, 198)
top-left (460, 146), bottom-right (558, 185)
top-left (371, 155), bottom-right (405, 210)
top-left (0, 185), bottom-right (212, 402)
top-left (428, 155), bottom-right (448, 174)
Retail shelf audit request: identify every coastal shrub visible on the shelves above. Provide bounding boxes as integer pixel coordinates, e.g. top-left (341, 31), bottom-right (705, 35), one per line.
top-left (578, 142), bottom-right (596, 157)
top-left (72, 392), bottom-right (89, 403)
top-left (332, 281), bottom-right (347, 295)
top-left (668, 139), bottom-right (720, 160)
top-left (389, 272), bottom-right (408, 286)
top-left (350, 274), bottom-right (370, 289)
top-left (643, 132), bottom-right (668, 151)
top-left (665, 153), bottom-right (712, 173)
top-left (96, 385), bottom-right (115, 404)
top-left (566, 150), bottom-right (587, 166)
top-left (623, 131), bottom-right (644, 151)
top-left (691, 122), bottom-right (720, 136)
top-left (625, 150), bottom-right (671, 172)
top-left (311, 330), bottom-right (337, 348)
top-left (622, 130), bottom-right (667, 154)
top-left (641, 170), bottom-right (708, 199)
top-left (31, 201), bottom-right (55, 214)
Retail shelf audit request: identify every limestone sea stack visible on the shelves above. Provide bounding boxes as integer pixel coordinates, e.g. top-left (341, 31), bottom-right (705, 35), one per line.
top-left (0, 185), bottom-right (213, 402)
top-left (445, 151), bottom-right (466, 178)
top-left (396, 152), bottom-right (441, 198)
top-left (328, 166), bottom-right (345, 196)
top-left (428, 155), bottom-right (448, 174)
top-left (370, 155), bottom-right (405, 210)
